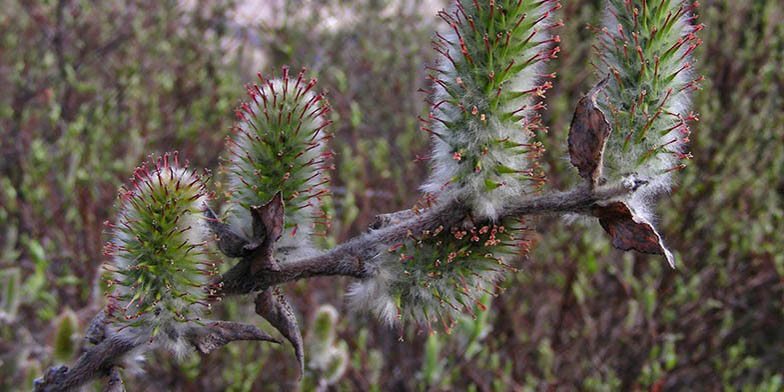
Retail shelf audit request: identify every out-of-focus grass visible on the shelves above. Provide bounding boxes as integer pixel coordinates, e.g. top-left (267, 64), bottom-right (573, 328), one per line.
top-left (1, 0), bottom-right (782, 390)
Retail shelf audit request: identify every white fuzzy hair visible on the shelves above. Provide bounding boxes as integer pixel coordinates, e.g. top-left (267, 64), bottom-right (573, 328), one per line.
top-left (110, 166), bottom-right (211, 354)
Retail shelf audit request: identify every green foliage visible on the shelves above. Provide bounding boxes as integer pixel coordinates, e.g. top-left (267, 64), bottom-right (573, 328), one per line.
top-left (0, 267), bottom-right (21, 321)
top-left (421, 333), bottom-right (443, 387)
top-left (2, 0), bottom-right (782, 390)
top-left (0, 0), bottom-right (241, 387)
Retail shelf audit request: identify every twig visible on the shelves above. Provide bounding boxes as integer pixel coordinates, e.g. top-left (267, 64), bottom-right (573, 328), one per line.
top-left (34, 316), bottom-right (279, 392)
top-left (218, 182), bottom-right (634, 296)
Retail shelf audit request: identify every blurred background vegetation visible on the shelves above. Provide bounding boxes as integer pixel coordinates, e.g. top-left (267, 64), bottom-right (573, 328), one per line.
top-left (0, 0), bottom-right (782, 390)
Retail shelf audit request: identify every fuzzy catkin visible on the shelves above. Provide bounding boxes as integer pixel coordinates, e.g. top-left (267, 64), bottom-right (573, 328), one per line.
top-left (225, 67), bottom-right (332, 262)
top-left (593, 0), bottom-right (702, 213)
top-left (349, 0), bottom-right (562, 331)
top-left (421, 0), bottom-right (562, 220)
top-left (348, 0), bottom-right (561, 329)
top-left (352, 219), bottom-right (532, 329)
top-left (104, 152), bottom-right (216, 355)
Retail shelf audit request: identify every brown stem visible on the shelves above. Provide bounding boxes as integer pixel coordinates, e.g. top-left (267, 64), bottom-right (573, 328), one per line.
top-left (219, 182), bottom-right (634, 295)
top-left (34, 319), bottom-right (279, 392)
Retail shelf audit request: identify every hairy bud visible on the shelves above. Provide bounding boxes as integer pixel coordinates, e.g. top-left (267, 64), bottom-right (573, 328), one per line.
top-left (421, 0), bottom-right (561, 219)
top-left (103, 152), bottom-right (215, 354)
top-left (349, 217), bottom-right (532, 330)
top-left (225, 67), bottom-right (332, 262)
top-left (53, 308), bottom-right (80, 362)
top-left (301, 305), bottom-right (348, 391)
top-left (592, 0), bottom-right (702, 209)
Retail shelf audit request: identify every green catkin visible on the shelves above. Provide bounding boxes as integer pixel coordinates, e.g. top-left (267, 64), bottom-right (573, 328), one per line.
top-left (593, 0), bottom-right (702, 212)
top-left (225, 67), bottom-right (332, 263)
top-left (104, 152), bottom-right (215, 355)
top-left (53, 308), bottom-right (79, 362)
top-left (302, 305), bottom-right (348, 391)
top-left (421, 0), bottom-right (562, 220)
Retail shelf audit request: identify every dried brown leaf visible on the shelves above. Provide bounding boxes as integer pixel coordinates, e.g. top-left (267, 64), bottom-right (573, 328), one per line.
top-left (249, 192), bottom-right (285, 274)
top-left (568, 77), bottom-right (612, 187)
top-left (255, 288), bottom-right (304, 378)
top-left (185, 321), bottom-right (280, 355)
top-left (592, 201), bottom-right (675, 268)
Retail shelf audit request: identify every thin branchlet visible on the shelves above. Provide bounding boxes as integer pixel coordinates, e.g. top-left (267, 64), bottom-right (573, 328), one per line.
top-left (218, 181), bottom-right (636, 296)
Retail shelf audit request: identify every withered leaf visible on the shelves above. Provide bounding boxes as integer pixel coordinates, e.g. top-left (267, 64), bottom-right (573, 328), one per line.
top-left (592, 201), bottom-right (675, 268)
top-left (568, 77), bottom-right (612, 187)
top-left (255, 288), bottom-right (304, 378)
top-left (249, 192), bottom-right (285, 274)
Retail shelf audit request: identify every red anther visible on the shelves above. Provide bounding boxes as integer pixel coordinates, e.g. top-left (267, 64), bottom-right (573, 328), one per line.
top-left (664, 164), bottom-right (687, 173)
top-left (295, 68), bottom-right (305, 90)
top-left (466, 16), bottom-right (476, 33)
top-left (531, 102), bottom-right (546, 111)
top-left (459, 39), bottom-right (474, 65)
top-left (514, 12), bottom-right (528, 30)
top-left (414, 154), bottom-right (431, 163)
top-left (547, 19), bottom-right (565, 31)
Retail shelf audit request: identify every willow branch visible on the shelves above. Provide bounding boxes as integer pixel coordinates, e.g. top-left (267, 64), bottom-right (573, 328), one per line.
top-left (35, 181), bottom-right (637, 392)
top-left (218, 181), bottom-right (637, 296)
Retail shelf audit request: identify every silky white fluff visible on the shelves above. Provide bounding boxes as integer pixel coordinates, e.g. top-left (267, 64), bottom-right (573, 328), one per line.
top-left (110, 167), bottom-right (211, 355)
